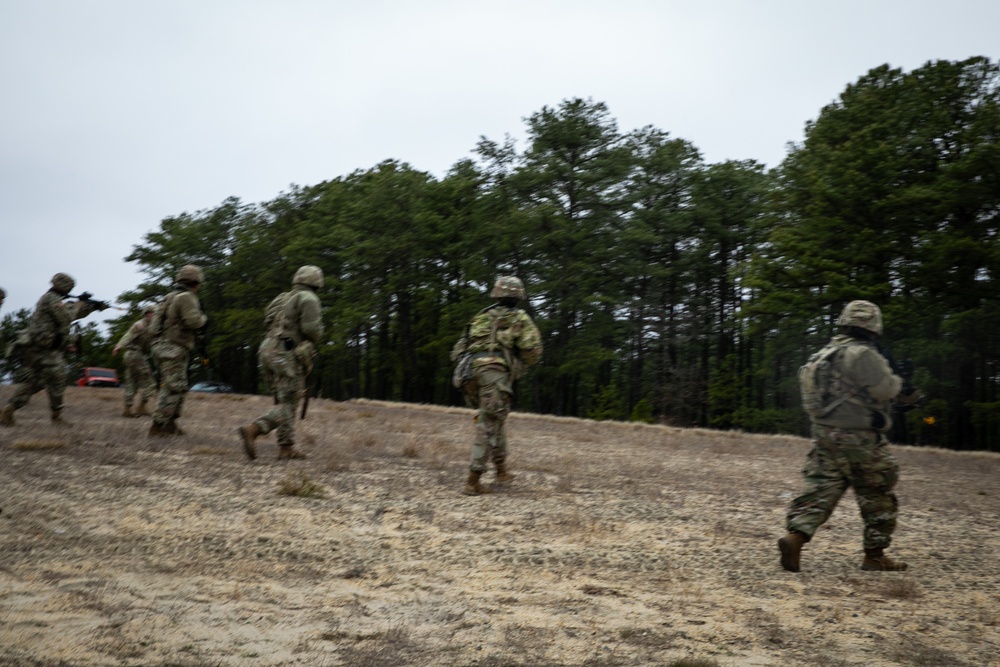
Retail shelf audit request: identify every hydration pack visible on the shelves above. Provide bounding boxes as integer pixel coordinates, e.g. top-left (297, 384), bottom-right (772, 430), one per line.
top-left (799, 342), bottom-right (853, 418)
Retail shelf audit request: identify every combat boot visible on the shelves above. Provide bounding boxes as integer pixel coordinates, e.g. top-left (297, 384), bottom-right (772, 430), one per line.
top-left (238, 423), bottom-right (261, 460)
top-left (462, 470), bottom-right (491, 496)
top-left (148, 420), bottom-right (176, 437)
top-left (0, 404), bottom-right (15, 426)
top-left (778, 530), bottom-right (809, 572)
top-left (861, 548), bottom-right (908, 571)
top-left (122, 404), bottom-right (133, 418)
top-left (277, 445), bottom-right (307, 460)
top-left (51, 411), bottom-right (72, 426)
top-left (495, 461), bottom-right (515, 484)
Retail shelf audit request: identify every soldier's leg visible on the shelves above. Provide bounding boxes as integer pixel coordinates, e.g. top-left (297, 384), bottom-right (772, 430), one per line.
top-left (785, 436), bottom-right (851, 540)
top-left (469, 369), bottom-right (509, 472)
top-left (135, 358), bottom-right (156, 414)
top-left (850, 441), bottom-right (901, 551)
top-left (41, 352), bottom-right (68, 416)
top-left (151, 345), bottom-right (186, 429)
top-left (123, 352), bottom-right (138, 407)
top-left (9, 355), bottom-right (46, 409)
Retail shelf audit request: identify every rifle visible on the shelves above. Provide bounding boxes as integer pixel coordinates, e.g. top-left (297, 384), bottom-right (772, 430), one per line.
top-left (874, 340), bottom-right (920, 402)
top-left (68, 292), bottom-right (122, 311)
top-left (194, 319), bottom-right (235, 389)
top-left (300, 354), bottom-right (321, 419)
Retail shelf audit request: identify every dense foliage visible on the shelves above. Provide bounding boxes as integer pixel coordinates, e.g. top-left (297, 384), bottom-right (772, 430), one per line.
top-left (5, 58), bottom-right (997, 451)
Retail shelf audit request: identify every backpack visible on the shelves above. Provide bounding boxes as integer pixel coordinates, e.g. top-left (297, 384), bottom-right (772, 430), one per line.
top-left (149, 291), bottom-right (180, 342)
top-left (798, 341), bottom-right (856, 418)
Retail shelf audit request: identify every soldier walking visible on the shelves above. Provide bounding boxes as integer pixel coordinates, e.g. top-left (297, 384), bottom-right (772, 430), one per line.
top-left (238, 265), bottom-right (324, 461)
top-left (148, 265), bottom-right (207, 436)
top-left (451, 276), bottom-right (542, 495)
top-left (0, 273), bottom-right (107, 426)
top-left (112, 306), bottom-right (157, 417)
top-left (779, 300), bottom-right (921, 572)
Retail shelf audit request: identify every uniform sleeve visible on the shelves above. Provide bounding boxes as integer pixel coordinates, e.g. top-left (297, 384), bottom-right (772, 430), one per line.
top-left (116, 320), bottom-right (141, 349)
top-left (852, 346), bottom-right (903, 401)
top-left (297, 292), bottom-right (323, 343)
top-left (71, 300), bottom-right (102, 321)
top-left (516, 313), bottom-right (543, 367)
top-left (175, 292), bottom-right (208, 331)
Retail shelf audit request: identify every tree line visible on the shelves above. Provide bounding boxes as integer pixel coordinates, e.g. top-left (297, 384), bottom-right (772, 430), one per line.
top-left (4, 57), bottom-right (998, 451)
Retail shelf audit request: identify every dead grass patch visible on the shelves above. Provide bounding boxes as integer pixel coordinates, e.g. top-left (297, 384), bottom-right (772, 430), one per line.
top-left (189, 445), bottom-right (229, 456)
top-left (887, 634), bottom-right (972, 667)
top-left (882, 576), bottom-right (921, 600)
top-left (276, 471), bottom-right (325, 498)
top-left (11, 439), bottom-right (66, 451)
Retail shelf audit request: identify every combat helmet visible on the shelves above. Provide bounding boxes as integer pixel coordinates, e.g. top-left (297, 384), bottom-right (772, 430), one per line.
top-left (293, 265), bottom-right (324, 289)
top-left (51, 273), bottom-right (76, 294)
top-left (176, 264), bottom-right (204, 285)
top-left (490, 276), bottom-right (526, 300)
top-left (836, 300), bottom-right (883, 335)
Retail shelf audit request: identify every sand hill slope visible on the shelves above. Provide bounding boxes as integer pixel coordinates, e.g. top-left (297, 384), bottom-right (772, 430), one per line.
top-left (0, 386), bottom-right (997, 667)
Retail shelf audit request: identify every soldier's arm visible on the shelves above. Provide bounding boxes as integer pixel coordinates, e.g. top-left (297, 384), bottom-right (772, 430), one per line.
top-left (516, 314), bottom-right (543, 367)
top-left (298, 293), bottom-right (323, 343)
top-left (855, 347), bottom-right (903, 401)
top-left (176, 292), bottom-right (208, 331)
top-left (70, 299), bottom-right (104, 321)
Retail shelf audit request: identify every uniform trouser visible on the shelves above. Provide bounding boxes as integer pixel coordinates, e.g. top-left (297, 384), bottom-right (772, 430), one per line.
top-left (254, 339), bottom-right (306, 447)
top-left (461, 363), bottom-right (512, 472)
top-left (9, 349), bottom-right (67, 412)
top-left (123, 349), bottom-right (156, 406)
top-left (151, 341), bottom-right (190, 426)
top-left (786, 424), bottom-right (901, 550)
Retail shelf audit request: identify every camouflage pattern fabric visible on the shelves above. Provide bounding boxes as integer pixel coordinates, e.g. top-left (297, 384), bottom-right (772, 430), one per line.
top-left (254, 336), bottom-right (307, 446)
top-left (122, 349), bottom-right (156, 407)
top-left (5, 290), bottom-right (101, 413)
top-left (455, 304), bottom-right (542, 472)
top-left (252, 285), bottom-right (323, 446)
top-left (462, 364), bottom-right (513, 472)
top-left (150, 287), bottom-right (206, 428)
top-left (150, 340), bottom-right (191, 425)
top-left (786, 424), bottom-right (900, 550)
top-left (9, 348), bottom-right (71, 412)
top-left (811, 334), bottom-right (901, 432)
top-left (116, 318), bottom-right (155, 407)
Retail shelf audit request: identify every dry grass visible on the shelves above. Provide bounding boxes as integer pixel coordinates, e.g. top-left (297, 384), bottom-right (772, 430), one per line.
top-left (0, 386), bottom-right (997, 667)
top-left (10, 438), bottom-right (67, 451)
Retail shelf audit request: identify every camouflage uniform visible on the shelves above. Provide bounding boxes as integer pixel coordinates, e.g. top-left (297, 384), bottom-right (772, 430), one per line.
top-left (780, 300), bottom-right (915, 572)
top-left (149, 266), bottom-right (207, 434)
top-left (239, 266), bottom-right (323, 460)
top-left (1, 274), bottom-right (104, 423)
top-left (453, 277), bottom-right (542, 491)
top-left (114, 310), bottom-right (156, 414)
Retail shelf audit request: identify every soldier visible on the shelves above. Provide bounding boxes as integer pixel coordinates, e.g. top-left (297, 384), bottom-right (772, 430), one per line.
top-left (451, 276), bottom-right (542, 495)
top-left (148, 265), bottom-right (207, 436)
top-left (112, 306), bottom-right (157, 417)
top-left (238, 265), bottom-right (323, 461)
top-left (779, 300), bottom-right (921, 573)
top-left (0, 273), bottom-right (108, 426)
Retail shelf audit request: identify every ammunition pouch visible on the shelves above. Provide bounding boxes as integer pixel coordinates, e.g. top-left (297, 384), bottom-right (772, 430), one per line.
top-left (293, 340), bottom-right (316, 375)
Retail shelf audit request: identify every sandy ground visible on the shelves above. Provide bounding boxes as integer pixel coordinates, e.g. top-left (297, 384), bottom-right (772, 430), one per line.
top-left (0, 386), bottom-right (998, 667)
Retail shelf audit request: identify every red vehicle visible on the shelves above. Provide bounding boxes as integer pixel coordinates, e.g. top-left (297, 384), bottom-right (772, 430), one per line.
top-left (76, 367), bottom-right (121, 388)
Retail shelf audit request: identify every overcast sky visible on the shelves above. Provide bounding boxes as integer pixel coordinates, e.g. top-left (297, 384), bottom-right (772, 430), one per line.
top-left (2, 0), bottom-right (998, 328)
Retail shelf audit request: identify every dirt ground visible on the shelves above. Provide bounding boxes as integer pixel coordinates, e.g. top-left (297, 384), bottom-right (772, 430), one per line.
top-left (0, 386), bottom-right (997, 667)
